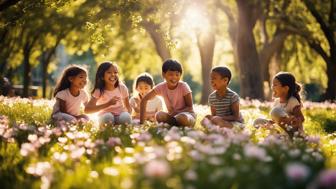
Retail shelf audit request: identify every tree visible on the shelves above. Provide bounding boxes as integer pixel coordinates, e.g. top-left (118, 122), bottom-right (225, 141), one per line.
top-left (302, 0), bottom-right (336, 100)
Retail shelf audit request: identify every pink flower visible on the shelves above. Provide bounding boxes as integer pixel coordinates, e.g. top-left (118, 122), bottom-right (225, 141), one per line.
top-left (20, 143), bottom-right (36, 156)
top-left (106, 137), bottom-right (121, 147)
top-left (185, 169), bottom-right (197, 180)
top-left (70, 147), bottom-right (85, 159)
top-left (305, 136), bottom-right (320, 144)
top-left (144, 160), bottom-right (171, 178)
top-left (318, 169), bottom-right (336, 187)
top-left (243, 145), bottom-right (268, 161)
top-left (285, 162), bottom-right (310, 182)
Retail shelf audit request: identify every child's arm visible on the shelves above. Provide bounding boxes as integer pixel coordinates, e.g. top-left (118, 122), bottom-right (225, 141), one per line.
top-left (183, 93), bottom-right (194, 112)
top-left (277, 105), bottom-right (304, 128)
top-left (205, 105), bottom-right (216, 120)
top-left (221, 101), bottom-right (241, 121)
top-left (57, 98), bottom-right (68, 114)
top-left (123, 97), bottom-right (132, 113)
top-left (288, 105), bottom-right (304, 129)
top-left (140, 89), bottom-right (157, 124)
top-left (84, 96), bottom-right (120, 113)
top-left (131, 98), bottom-right (141, 113)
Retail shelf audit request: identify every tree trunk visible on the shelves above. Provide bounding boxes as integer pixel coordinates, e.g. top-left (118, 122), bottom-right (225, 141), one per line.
top-left (22, 42), bottom-right (31, 97)
top-left (324, 58), bottom-right (336, 100)
top-left (141, 20), bottom-right (171, 61)
top-left (41, 55), bottom-right (48, 98)
top-left (236, 0), bottom-right (264, 99)
top-left (41, 49), bottom-right (56, 98)
top-left (197, 32), bottom-right (215, 104)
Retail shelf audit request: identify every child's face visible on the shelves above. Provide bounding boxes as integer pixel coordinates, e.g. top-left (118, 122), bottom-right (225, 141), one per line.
top-left (136, 81), bottom-right (151, 96)
top-left (103, 65), bottom-right (118, 86)
top-left (69, 71), bottom-right (87, 89)
top-left (163, 70), bottom-right (181, 88)
top-left (210, 71), bottom-right (228, 90)
top-left (272, 78), bottom-right (288, 98)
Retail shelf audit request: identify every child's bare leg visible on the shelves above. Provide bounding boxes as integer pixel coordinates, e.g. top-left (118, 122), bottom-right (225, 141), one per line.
top-left (155, 111), bottom-right (176, 125)
top-left (211, 116), bottom-right (233, 128)
top-left (175, 113), bottom-right (195, 127)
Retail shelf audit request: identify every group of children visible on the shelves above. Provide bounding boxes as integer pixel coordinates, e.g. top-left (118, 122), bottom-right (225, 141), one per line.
top-left (51, 59), bottom-right (305, 136)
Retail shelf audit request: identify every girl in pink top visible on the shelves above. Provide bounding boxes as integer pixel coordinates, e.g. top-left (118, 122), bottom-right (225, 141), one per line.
top-left (140, 59), bottom-right (195, 126)
top-left (130, 73), bottom-right (163, 121)
top-left (52, 65), bottom-right (89, 122)
top-left (85, 62), bottom-right (132, 125)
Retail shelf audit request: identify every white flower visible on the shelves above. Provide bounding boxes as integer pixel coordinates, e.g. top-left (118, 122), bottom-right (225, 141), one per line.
top-left (103, 167), bottom-right (119, 176)
top-left (243, 144), bottom-right (268, 161)
top-left (53, 152), bottom-right (68, 162)
top-left (26, 161), bottom-right (52, 176)
top-left (90, 171), bottom-right (99, 178)
top-left (285, 162), bottom-right (310, 182)
top-left (144, 159), bottom-right (171, 178)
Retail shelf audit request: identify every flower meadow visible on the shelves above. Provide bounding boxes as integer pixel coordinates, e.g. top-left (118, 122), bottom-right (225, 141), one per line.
top-left (1, 96), bottom-right (336, 189)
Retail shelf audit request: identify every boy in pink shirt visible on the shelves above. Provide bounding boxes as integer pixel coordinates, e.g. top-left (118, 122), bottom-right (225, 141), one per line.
top-left (140, 59), bottom-right (196, 126)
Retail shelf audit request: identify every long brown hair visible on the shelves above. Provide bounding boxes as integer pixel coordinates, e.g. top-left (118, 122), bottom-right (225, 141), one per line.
top-left (53, 65), bottom-right (87, 97)
top-left (91, 61), bottom-right (119, 96)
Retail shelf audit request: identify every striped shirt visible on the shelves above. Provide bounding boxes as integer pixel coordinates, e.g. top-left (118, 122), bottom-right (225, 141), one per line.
top-left (208, 88), bottom-right (241, 121)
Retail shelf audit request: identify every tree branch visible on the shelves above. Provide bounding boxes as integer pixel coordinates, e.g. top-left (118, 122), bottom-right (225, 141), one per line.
top-left (308, 41), bottom-right (330, 63)
top-left (329, 0), bottom-right (335, 24)
top-left (0, 0), bottom-right (21, 12)
top-left (304, 0), bottom-right (335, 50)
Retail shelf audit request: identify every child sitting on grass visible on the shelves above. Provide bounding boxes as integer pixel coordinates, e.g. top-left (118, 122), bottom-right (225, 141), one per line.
top-left (201, 66), bottom-right (244, 128)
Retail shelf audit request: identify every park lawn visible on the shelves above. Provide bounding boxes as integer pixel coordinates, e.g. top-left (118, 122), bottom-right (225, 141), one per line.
top-left (0, 96), bottom-right (336, 189)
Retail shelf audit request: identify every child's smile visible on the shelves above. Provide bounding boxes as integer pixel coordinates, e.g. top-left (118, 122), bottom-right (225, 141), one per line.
top-left (210, 71), bottom-right (228, 91)
top-left (70, 72), bottom-right (87, 89)
top-left (163, 70), bottom-right (181, 89)
top-left (104, 66), bottom-right (119, 86)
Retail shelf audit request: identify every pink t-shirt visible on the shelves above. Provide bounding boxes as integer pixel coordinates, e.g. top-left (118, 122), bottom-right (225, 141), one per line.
top-left (52, 89), bottom-right (89, 116)
top-left (154, 81), bottom-right (193, 114)
top-left (92, 83), bottom-right (129, 115)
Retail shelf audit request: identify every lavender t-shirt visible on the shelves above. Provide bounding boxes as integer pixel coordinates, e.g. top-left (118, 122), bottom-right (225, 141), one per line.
top-left (153, 81), bottom-right (193, 114)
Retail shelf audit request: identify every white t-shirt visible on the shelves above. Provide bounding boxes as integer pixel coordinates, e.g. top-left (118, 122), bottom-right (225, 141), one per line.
top-left (92, 83), bottom-right (129, 115)
top-left (130, 95), bottom-right (163, 118)
top-left (273, 96), bottom-right (301, 115)
top-left (52, 89), bottom-right (89, 116)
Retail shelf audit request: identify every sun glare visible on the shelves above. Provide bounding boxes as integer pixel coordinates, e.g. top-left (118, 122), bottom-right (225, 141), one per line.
top-left (182, 6), bottom-right (210, 33)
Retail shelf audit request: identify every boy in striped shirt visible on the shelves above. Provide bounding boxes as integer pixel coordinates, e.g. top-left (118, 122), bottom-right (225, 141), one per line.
top-left (203, 66), bottom-right (244, 128)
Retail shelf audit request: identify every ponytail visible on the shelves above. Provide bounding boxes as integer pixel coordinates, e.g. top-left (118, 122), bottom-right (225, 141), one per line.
top-left (274, 72), bottom-right (302, 103)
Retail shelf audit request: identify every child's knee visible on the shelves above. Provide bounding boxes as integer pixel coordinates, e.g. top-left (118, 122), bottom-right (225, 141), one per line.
top-left (155, 111), bottom-right (169, 122)
top-left (117, 112), bottom-right (132, 124)
top-left (253, 118), bottom-right (269, 128)
top-left (99, 113), bottom-right (115, 125)
top-left (175, 113), bottom-right (195, 127)
top-left (53, 112), bottom-right (76, 122)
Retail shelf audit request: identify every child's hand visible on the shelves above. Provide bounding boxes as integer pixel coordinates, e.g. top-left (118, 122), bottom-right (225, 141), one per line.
top-left (288, 116), bottom-right (302, 128)
top-left (107, 96), bottom-right (120, 106)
